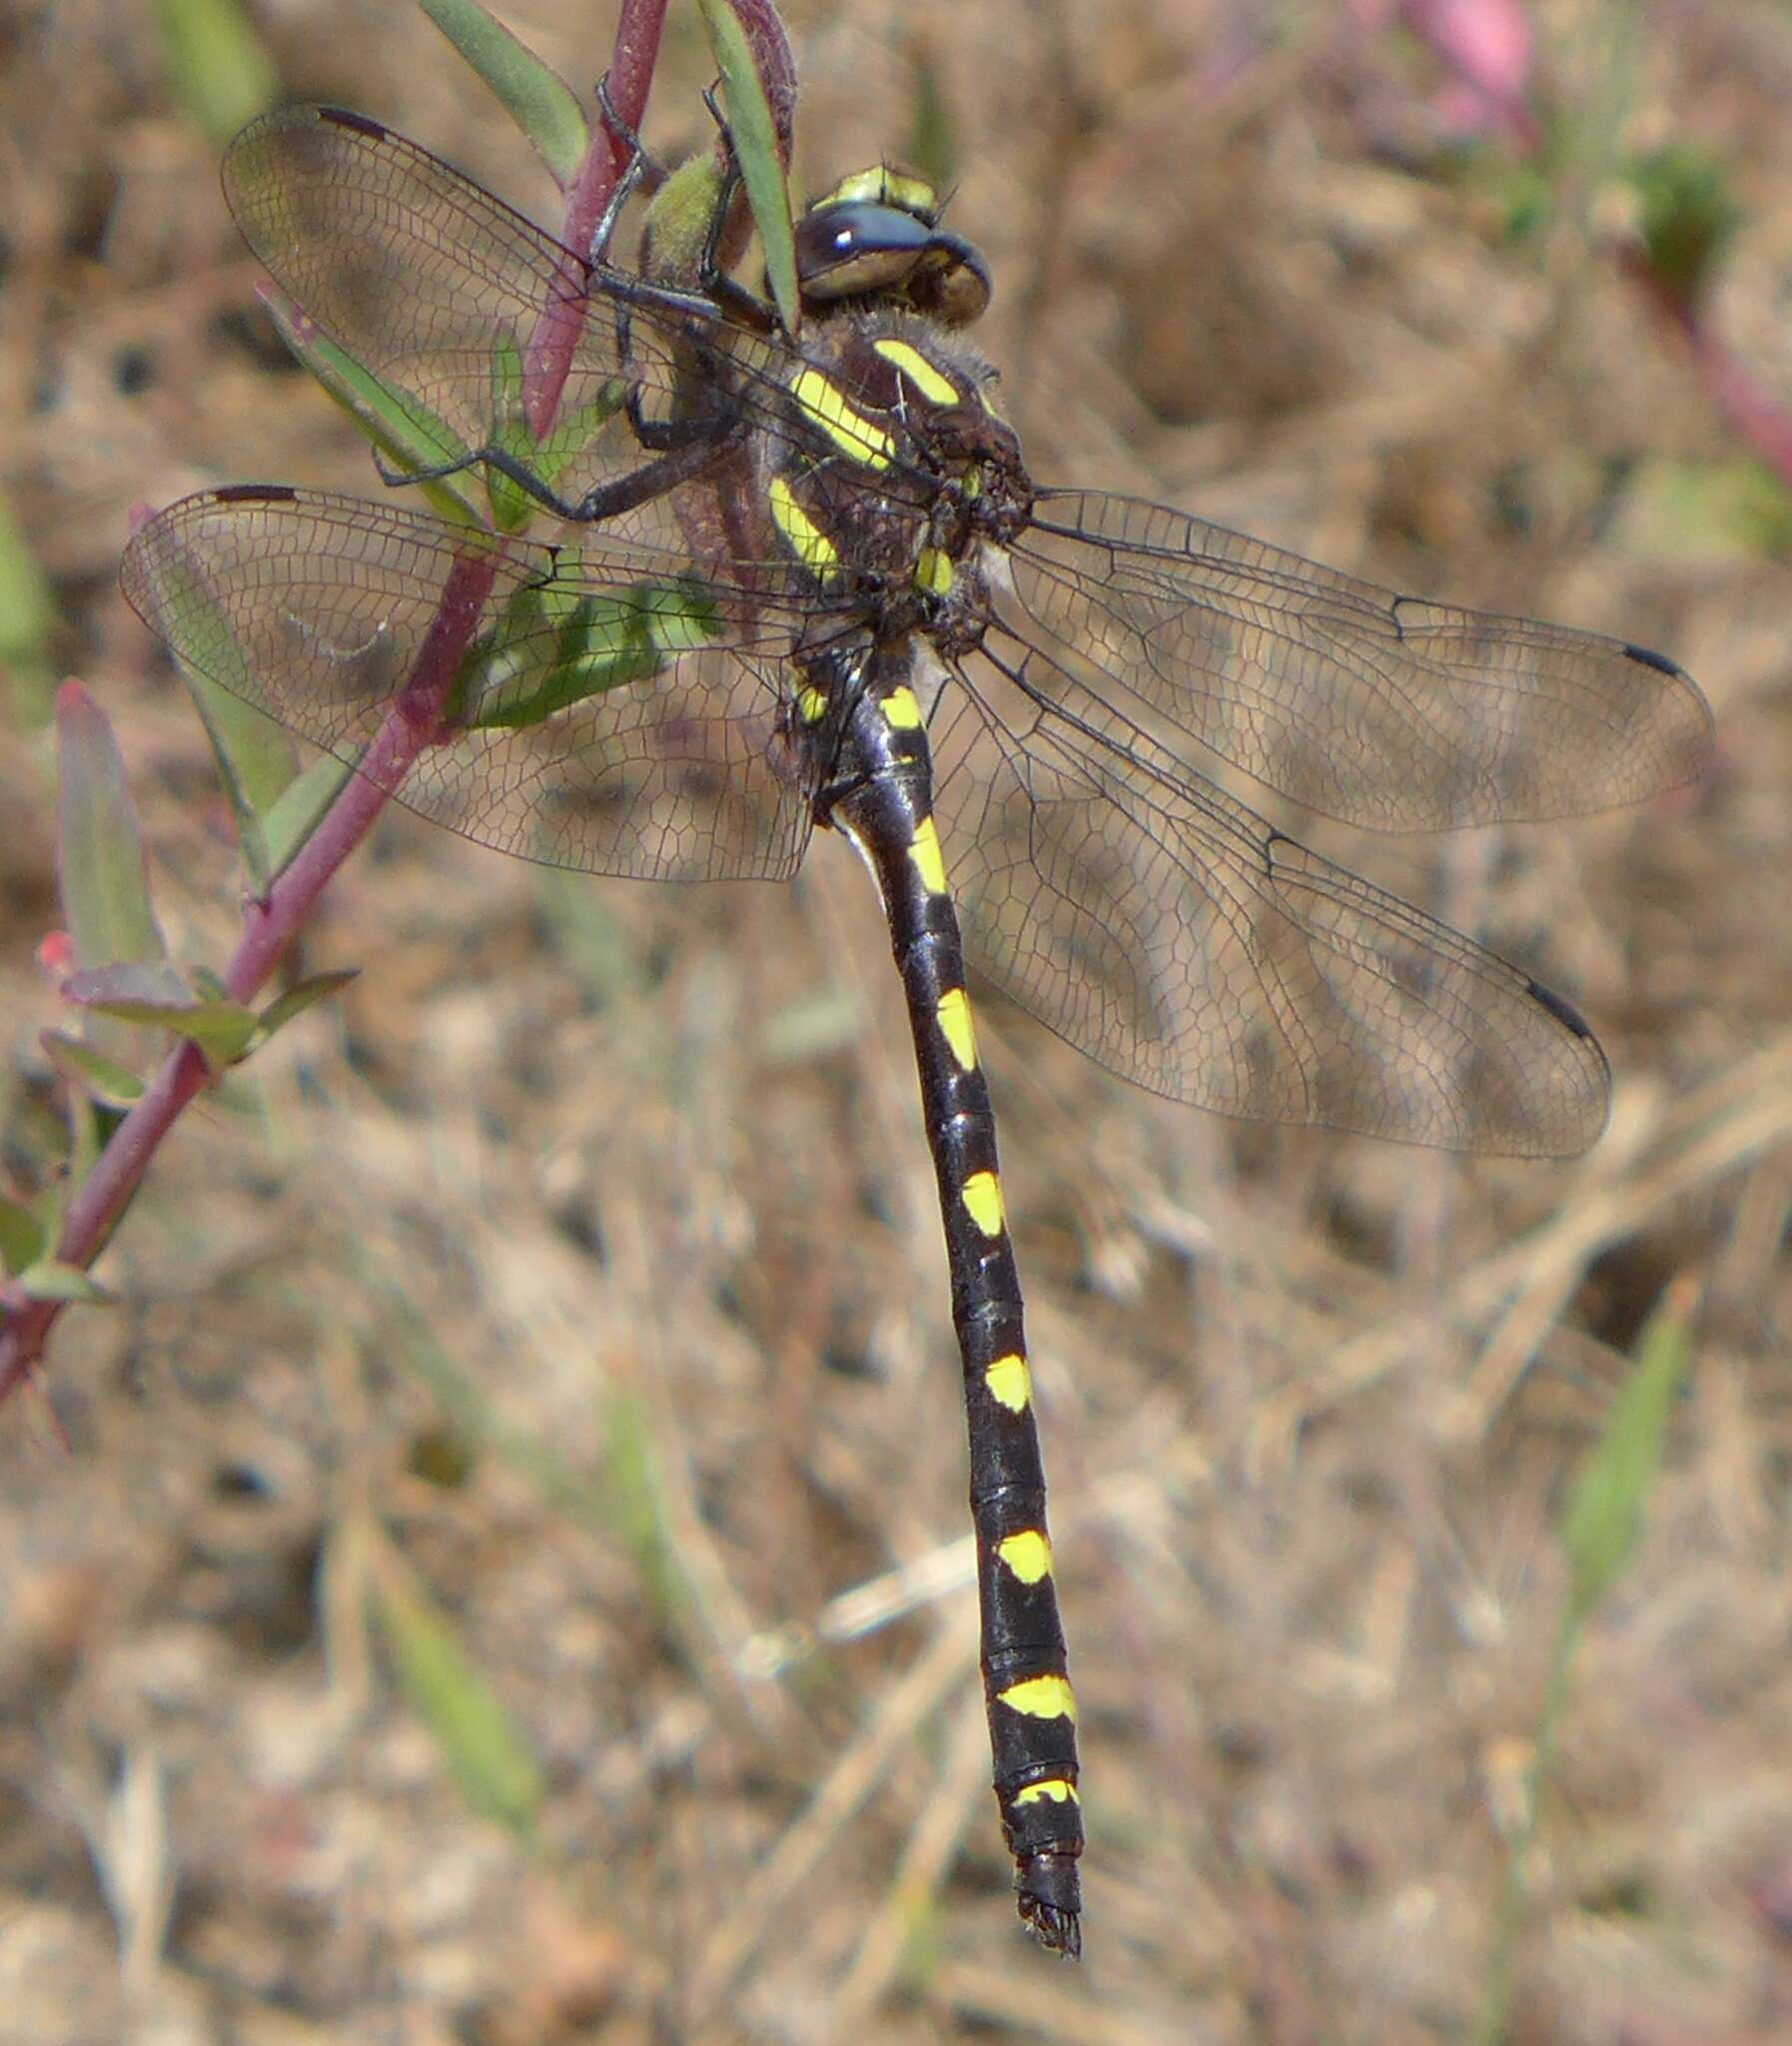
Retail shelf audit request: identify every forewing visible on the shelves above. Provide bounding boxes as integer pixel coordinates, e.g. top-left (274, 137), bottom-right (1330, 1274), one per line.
top-left (928, 631), bottom-right (1610, 1156)
top-left (222, 105), bottom-right (754, 516)
top-left (120, 489), bottom-right (816, 883)
top-left (1009, 490), bottom-right (1713, 831)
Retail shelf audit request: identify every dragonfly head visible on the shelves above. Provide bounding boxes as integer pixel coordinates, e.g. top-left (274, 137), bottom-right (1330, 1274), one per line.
top-left (796, 164), bottom-right (991, 328)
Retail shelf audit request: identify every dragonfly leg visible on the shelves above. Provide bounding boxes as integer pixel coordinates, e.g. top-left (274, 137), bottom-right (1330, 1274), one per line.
top-left (588, 73), bottom-right (663, 265)
top-left (370, 416), bottom-right (736, 523)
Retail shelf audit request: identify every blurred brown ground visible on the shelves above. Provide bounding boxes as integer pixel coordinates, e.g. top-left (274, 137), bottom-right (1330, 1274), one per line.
top-left (2, 1), bottom-right (1789, 2040)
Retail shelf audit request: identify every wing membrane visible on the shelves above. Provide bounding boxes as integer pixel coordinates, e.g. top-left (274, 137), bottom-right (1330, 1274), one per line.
top-left (223, 105), bottom-right (775, 517)
top-left (121, 489), bottom-right (817, 883)
top-left (1010, 489), bottom-right (1713, 831)
top-left (930, 629), bottom-right (1610, 1155)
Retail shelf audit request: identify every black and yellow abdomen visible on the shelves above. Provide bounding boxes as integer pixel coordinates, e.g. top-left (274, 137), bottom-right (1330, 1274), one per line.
top-left (804, 648), bottom-right (1084, 1955)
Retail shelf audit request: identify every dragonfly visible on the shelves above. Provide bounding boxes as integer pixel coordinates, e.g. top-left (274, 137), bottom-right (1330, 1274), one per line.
top-left (120, 102), bottom-right (1713, 1958)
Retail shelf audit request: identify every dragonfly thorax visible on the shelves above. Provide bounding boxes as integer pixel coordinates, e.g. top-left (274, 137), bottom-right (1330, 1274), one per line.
top-left (759, 308), bottom-right (1031, 656)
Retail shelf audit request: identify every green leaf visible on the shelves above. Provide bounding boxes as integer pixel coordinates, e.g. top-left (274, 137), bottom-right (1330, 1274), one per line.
top-left (40, 1031), bottom-right (148, 1108)
top-left (368, 1545), bottom-right (546, 1836)
top-left (455, 571), bottom-right (720, 729)
top-left (180, 667), bottom-right (296, 893)
top-left (1628, 144), bottom-right (1738, 312)
top-left (484, 362), bottom-right (632, 532)
top-left (154, 0), bottom-right (279, 147)
top-left (260, 751), bottom-right (357, 874)
top-left (698, 0), bottom-right (799, 334)
top-left (418, 0), bottom-right (587, 188)
top-left (257, 286), bottom-right (486, 528)
top-left (252, 969), bottom-right (359, 1047)
top-left (0, 485), bottom-right (56, 725)
top-left (1560, 1278), bottom-right (1697, 1626)
top-left (56, 682), bottom-right (166, 976)
top-left (0, 1193), bottom-right (46, 1277)
top-left (1610, 456), bottom-right (1792, 563)
top-left (16, 1260), bottom-right (116, 1306)
top-left (64, 963), bottom-right (259, 1067)
top-left (600, 1386), bottom-right (685, 1624)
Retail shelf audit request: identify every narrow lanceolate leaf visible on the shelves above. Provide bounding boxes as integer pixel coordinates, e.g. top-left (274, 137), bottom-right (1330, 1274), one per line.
top-left (697, 0), bottom-right (799, 334)
top-left (179, 664), bottom-right (295, 896)
top-left (15, 1260), bottom-right (117, 1306)
top-left (367, 1538), bottom-right (546, 1836)
top-left (40, 1031), bottom-right (148, 1108)
top-left (154, 0), bottom-right (279, 147)
top-left (252, 970), bottom-right (360, 1049)
top-left (418, 0), bottom-right (587, 187)
top-left (260, 752), bottom-right (356, 877)
top-left (455, 570), bottom-right (716, 729)
top-left (64, 964), bottom-right (259, 1068)
top-left (0, 1193), bottom-right (45, 1277)
top-left (56, 681), bottom-right (166, 974)
top-left (0, 485), bottom-right (55, 725)
top-left (1560, 1276), bottom-right (1697, 1626)
top-left (257, 286), bottom-right (485, 529)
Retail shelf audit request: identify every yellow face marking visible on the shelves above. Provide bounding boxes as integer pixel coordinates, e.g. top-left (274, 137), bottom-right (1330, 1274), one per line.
top-left (998, 1674), bottom-right (1078, 1722)
top-left (789, 367), bottom-right (895, 470)
top-left (879, 684), bottom-right (923, 730)
top-left (914, 546), bottom-right (953, 596)
top-left (984, 1353), bottom-right (1031, 1413)
top-left (1013, 1779), bottom-right (1080, 1808)
top-left (934, 986), bottom-right (977, 1071)
top-left (768, 476), bottom-right (839, 579)
top-left (873, 337), bottom-right (961, 408)
top-left (907, 813), bottom-right (948, 896)
top-left (961, 1169), bottom-right (1005, 1238)
top-left (797, 683), bottom-right (830, 724)
top-left (996, 1531), bottom-right (1053, 1584)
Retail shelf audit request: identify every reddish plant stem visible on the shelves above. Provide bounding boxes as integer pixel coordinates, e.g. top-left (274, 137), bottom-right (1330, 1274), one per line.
top-left (1, 0), bottom-right (673, 1397)
top-left (523, 0), bottom-right (668, 436)
top-left (0, 555), bottom-right (496, 1399)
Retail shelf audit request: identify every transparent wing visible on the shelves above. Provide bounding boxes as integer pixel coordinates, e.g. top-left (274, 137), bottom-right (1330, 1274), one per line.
top-left (222, 104), bottom-right (783, 517)
top-left (1008, 489), bottom-right (1713, 830)
top-left (121, 489), bottom-right (818, 884)
top-left (928, 629), bottom-right (1610, 1156)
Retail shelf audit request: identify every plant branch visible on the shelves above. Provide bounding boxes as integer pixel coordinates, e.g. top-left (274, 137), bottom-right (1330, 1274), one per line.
top-left (0, 0), bottom-right (673, 1398)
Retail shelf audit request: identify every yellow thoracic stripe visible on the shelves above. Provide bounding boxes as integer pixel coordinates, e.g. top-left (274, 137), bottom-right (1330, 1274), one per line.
top-left (880, 684), bottom-right (923, 729)
top-left (873, 336), bottom-right (961, 408)
top-left (1013, 1778), bottom-right (1080, 1807)
top-left (998, 1673), bottom-right (1078, 1721)
top-left (935, 986), bottom-right (977, 1071)
top-left (907, 813), bottom-right (948, 895)
top-left (961, 1169), bottom-right (1005, 1237)
top-left (789, 367), bottom-right (895, 469)
top-left (797, 682), bottom-right (830, 724)
top-left (768, 476), bottom-right (839, 579)
top-left (984, 1353), bottom-right (1031, 1412)
top-left (913, 546), bottom-right (953, 595)
top-left (996, 1530), bottom-right (1053, 1583)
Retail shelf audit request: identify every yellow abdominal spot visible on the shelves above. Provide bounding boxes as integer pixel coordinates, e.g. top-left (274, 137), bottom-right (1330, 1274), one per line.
top-left (984, 1353), bottom-right (1031, 1413)
top-left (996, 1531), bottom-right (1053, 1584)
top-left (797, 683), bottom-right (829, 724)
top-left (934, 986), bottom-right (977, 1071)
top-left (880, 684), bottom-right (923, 730)
top-left (961, 1169), bottom-right (1005, 1237)
top-left (768, 476), bottom-right (839, 579)
top-left (1013, 1779), bottom-right (1080, 1808)
top-left (907, 813), bottom-right (948, 896)
top-left (789, 367), bottom-right (895, 469)
top-left (914, 546), bottom-right (953, 595)
top-left (999, 1674), bottom-right (1077, 1722)
top-left (872, 337), bottom-right (961, 408)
